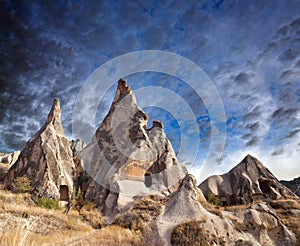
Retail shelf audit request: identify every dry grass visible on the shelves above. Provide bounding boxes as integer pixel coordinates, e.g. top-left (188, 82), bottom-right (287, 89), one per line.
top-left (0, 186), bottom-right (144, 245)
top-left (201, 202), bottom-right (223, 217)
top-left (132, 194), bottom-right (166, 217)
top-left (223, 204), bottom-right (251, 212)
top-left (83, 225), bottom-right (141, 245)
top-left (200, 200), bottom-right (251, 217)
top-left (269, 199), bottom-right (300, 210)
top-left (79, 204), bottom-right (105, 229)
top-left (270, 199), bottom-right (300, 245)
top-left (171, 220), bottom-right (225, 246)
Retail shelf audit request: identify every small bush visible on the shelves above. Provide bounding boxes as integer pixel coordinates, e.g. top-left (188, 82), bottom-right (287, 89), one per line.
top-left (269, 199), bottom-right (300, 210)
top-left (11, 176), bottom-right (33, 193)
top-left (35, 197), bottom-right (59, 209)
top-left (80, 204), bottom-right (105, 229)
top-left (205, 192), bottom-right (221, 206)
top-left (171, 221), bottom-right (225, 246)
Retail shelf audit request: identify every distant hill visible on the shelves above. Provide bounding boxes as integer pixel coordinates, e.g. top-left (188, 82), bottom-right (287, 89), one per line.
top-left (280, 177), bottom-right (300, 196)
top-left (199, 154), bottom-right (297, 206)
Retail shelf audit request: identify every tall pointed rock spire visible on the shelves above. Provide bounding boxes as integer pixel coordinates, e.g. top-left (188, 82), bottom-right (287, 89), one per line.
top-left (80, 79), bottom-right (187, 215)
top-left (4, 98), bottom-right (75, 201)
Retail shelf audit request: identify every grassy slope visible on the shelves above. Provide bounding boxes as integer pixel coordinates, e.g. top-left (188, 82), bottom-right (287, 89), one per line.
top-left (0, 187), bottom-right (140, 246)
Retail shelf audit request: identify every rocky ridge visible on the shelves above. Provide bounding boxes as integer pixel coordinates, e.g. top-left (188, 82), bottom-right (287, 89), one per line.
top-left (1, 80), bottom-right (298, 245)
top-left (132, 174), bottom-right (296, 245)
top-left (199, 154), bottom-right (297, 206)
top-left (280, 177), bottom-right (300, 196)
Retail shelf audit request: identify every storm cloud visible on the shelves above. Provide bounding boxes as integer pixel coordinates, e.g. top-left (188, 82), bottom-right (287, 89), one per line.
top-left (1, 0), bottom-right (300, 180)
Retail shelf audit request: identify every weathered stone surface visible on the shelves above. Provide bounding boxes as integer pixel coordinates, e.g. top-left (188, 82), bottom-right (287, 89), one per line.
top-left (0, 151), bottom-right (20, 165)
top-left (280, 176), bottom-right (300, 196)
top-left (4, 98), bottom-right (75, 200)
top-left (80, 79), bottom-right (187, 215)
top-left (199, 154), bottom-right (297, 205)
top-left (152, 174), bottom-right (296, 246)
top-left (71, 139), bottom-right (86, 156)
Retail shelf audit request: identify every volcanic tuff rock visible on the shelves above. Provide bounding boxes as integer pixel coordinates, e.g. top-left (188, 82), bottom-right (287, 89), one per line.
top-left (71, 139), bottom-right (86, 156)
top-left (280, 177), bottom-right (300, 196)
top-left (153, 174), bottom-right (296, 246)
top-left (4, 98), bottom-right (75, 200)
top-left (199, 154), bottom-right (297, 206)
top-left (0, 151), bottom-right (20, 165)
top-left (80, 78), bottom-right (187, 215)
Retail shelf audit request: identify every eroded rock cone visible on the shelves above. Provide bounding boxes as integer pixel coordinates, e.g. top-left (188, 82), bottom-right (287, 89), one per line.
top-left (199, 154), bottom-right (297, 206)
top-left (154, 174), bottom-right (295, 246)
top-left (80, 79), bottom-right (187, 215)
top-left (4, 98), bottom-right (75, 201)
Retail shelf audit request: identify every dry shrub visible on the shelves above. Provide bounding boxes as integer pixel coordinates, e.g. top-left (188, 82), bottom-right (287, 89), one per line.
top-left (87, 225), bottom-right (141, 245)
top-left (269, 199), bottom-right (300, 210)
top-left (272, 204), bottom-right (300, 246)
top-left (115, 195), bottom-right (165, 232)
top-left (132, 194), bottom-right (166, 217)
top-left (201, 202), bottom-right (223, 217)
top-left (80, 206), bottom-right (105, 229)
top-left (0, 221), bottom-right (37, 246)
top-left (114, 195), bottom-right (165, 246)
top-left (205, 192), bottom-right (221, 206)
top-left (223, 204), bottom-right (251, 212)
top-left (10, 175), bottom-right (33, 193)
top-left (171, 220), bottom-right (225, 246)
top-left (114, 211), bottom-right (150, 232)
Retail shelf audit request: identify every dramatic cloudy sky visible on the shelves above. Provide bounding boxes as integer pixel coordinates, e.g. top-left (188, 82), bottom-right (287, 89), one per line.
top-left (1, 0), bottom-right (300, 182)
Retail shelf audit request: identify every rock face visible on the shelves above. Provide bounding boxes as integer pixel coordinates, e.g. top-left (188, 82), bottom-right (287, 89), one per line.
top-left (153, 174), bottom-right (296, 246)
top-left (80, 79), bottom-right (187, 215)
top-left (0, 151), bottom-right (20, 165)
top-left (4, 98), bottom-right (75, 201)
top-left (280, 177), bottom-right (300, 196)
top-left (199, 154), bottom-right (297, 206)
top-left (70, 139), bottom-right (86, 156)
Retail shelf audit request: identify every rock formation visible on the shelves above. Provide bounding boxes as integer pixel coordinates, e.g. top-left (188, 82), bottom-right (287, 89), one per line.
top-left (0, 151), bottom-right (20, 165)
top-left (280, 177), bottom-right (300, 196)
top-left (199, 154), bottom-right (297, 206)
top-left (4, 98), bottom-right (75, 201)
top-left (71, 139), bottom-right (86, 156)
top-left (152, 174), bottom-right (296, 246)
top-left (80, 79), bottom-right (187, 215)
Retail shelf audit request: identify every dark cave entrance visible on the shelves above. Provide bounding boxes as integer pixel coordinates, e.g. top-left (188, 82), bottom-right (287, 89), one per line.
top-left (258, 179), bottom-right (273, 195)
top-left (144, 171), bottom-right (152, 187)
top-left (59, 185), bottom-right (69, 201)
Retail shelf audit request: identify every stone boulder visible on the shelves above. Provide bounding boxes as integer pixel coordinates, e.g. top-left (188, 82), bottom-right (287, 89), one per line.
top-left (199, 154), bottom-right (297, 206)
top-left (4, 98), bottom-right (75, 201)
top-left (0, 151), bottom-right (20, 165)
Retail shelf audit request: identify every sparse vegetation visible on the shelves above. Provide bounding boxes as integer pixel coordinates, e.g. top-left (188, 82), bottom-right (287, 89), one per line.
top-left (79, 202), bottom-right (105, 229)
top-left (114, 195), bottom-right (166, 245)
top-left (35, 197), bottom-right (59, 209)
top-left (205, 192), bottom-right (221, 206)
top-left (171, 220), bottom-right (225, 246)
top-left (0, 187), bottom-right (141, 245)
top-left (269, 199), bottom-right (300, 246)
top-left (11, 175), bottom-right (32, 193)
top-left (269, 199), bottom-right (300, 210)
